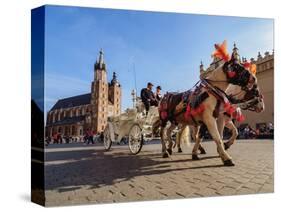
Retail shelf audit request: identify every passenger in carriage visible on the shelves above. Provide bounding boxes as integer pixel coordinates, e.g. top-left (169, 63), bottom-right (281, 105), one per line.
top-left (155, 85), bottom-right (162, 102)
top-left (140, 82), bottom-right (158, 115)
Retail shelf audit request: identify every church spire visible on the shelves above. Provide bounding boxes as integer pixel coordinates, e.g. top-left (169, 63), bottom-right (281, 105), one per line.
top-left (94, 48), bottom-right (106, 71)
top-left (98, 49), bottom-right (104, 65)
top-left (110, 71), bottom-right (120, 86)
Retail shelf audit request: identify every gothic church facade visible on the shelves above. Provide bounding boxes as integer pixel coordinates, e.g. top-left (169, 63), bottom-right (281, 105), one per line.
top-left (46, 50), bottom-right (121, 137)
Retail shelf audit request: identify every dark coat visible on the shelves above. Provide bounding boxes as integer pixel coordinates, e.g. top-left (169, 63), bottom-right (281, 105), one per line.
top-left (140, 88), bottom-right (158, 110)
top-left (141, 88), bottom-right (155, 103)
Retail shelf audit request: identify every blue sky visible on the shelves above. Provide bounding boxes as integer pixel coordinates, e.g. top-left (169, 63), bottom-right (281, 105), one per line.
top-left (44, 5), bottom-right (274, 112)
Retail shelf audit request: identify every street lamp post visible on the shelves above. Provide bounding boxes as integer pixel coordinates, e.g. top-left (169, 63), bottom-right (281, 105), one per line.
top-left (131, 89), bottom-right (136, 108)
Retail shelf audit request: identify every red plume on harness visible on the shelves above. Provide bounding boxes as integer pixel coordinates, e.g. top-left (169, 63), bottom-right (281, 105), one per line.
top-left (250, 64), bottom-right (257, 75)
top-left (243, 61), bottom-right (251, 69)
top-left (212, 40), bottom-right (236, 78)
top-left (212, 40), bottom-right (230, 62)
top-left (243, 62), bottom-right (257, 76)
top-left (242, 61), bottom-right (257, 88)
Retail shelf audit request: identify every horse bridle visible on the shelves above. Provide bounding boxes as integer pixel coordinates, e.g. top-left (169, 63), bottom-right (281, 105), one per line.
top-left (201, 59), bottom-right (261, 111)
top-left (204, 60), bottom-right (254, 92)
top-left (222, 59), bottom-right (253, 89)
top-left (230, 84), bottom-right (264, 111)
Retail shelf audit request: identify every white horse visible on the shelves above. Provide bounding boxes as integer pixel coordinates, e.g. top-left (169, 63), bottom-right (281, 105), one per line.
top-left (174, 82), bottom-right (264, 154)
top-left (158, 41), bottom-right (256, 166)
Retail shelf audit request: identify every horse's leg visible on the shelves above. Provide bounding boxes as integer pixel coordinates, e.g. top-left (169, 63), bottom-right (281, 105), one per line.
top-left (215, 113), bottom-right (226, 154)
top-left (166, 123), bottom-right (177, 155)
top-left (198, 139), bottom-right (206, 154)
top-left (197, 125), bottom-right (207, 154)
top-left (175, 126), bottom-right (183, 153)
top-left (224, 120), bottom-right (238, 150)
top-left (175, 124), bottom-right (187, 153)
top-left (217, 113), bottom-right (225, 138)
top-left (177, 133), bottom-right (183, 153)
top-left (191, 126), bottom-right (201, 160)
top-left (203, 113), bottom-right (235, 166)
top-left (160, 121), bottom-right (169, 158)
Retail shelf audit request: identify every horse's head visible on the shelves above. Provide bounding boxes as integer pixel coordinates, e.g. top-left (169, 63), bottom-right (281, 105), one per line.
top-left (242, 84), bottom-right (264, 113)
top-left (222, 59), bottom-right (256, 90)
top-left (210, 41), bottom-right (256, 90)
top-left (227, 83), bottom-right (264, 113)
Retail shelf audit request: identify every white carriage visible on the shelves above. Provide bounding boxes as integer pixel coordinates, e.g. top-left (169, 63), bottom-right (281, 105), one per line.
top-left (103, 99), bottom-right (159, 154)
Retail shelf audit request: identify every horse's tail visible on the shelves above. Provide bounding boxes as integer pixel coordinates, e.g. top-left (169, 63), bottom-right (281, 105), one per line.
top-left (174, 125), bottom-right (191, 148)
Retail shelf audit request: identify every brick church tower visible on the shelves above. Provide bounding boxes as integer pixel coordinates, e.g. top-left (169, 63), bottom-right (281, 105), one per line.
top-left (108, 72), bottom-right (121, 116)
top-left (91, 49), bottom-right (108, 132)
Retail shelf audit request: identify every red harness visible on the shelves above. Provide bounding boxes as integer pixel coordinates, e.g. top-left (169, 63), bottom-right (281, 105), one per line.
top-left (159, 80), bottom-right (245, 123)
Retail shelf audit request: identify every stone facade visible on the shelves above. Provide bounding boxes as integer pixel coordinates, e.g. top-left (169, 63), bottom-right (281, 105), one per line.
top-left (45, 50), bottom-right (121, 138)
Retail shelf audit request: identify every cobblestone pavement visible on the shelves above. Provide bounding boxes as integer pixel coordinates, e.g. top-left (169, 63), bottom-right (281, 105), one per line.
top-left (44, 139), bottom-right (274, 206)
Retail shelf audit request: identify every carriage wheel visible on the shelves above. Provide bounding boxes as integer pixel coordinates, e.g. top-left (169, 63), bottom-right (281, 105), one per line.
top-left (128, 124), bottom-right (143, 154)
top-left (104, 124), bottom-right (112, 151)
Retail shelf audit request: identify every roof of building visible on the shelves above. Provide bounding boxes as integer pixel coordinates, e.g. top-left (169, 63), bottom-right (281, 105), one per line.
top-left (50, 93), bottom-right (91, 111)
top-left (46, 116), bottom-right (86, 127)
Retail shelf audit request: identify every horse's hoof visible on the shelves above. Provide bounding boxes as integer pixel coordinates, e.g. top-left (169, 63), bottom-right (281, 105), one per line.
top-left (224, 142), bottom-right (230, 151)
top-left (223, 159), bottom-right (235, 166)
top-left (192, 154), bottom-right (200, 160)
top-left (167, 149), bottom-right (172, 155)
top-left (162, 152), bottom-right (169, 158)
top-left (178, 147), bottom-right (183, 153)
top-left (199, 147), bottom-right (206, 154)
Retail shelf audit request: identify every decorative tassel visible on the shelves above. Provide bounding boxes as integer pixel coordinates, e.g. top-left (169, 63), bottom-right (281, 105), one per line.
top-left (224, 102), bottom-right (231, 110)
top-left (228, 106), bottom-right (236, 115)
top-left (232, 108), bottom-right (245, 122)
top-left (224, 102), bottom-right (236, 115)
top-left (185, 104), bottom-right (205, 120)
top-left (236, 114), bottom-right (245, 122)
